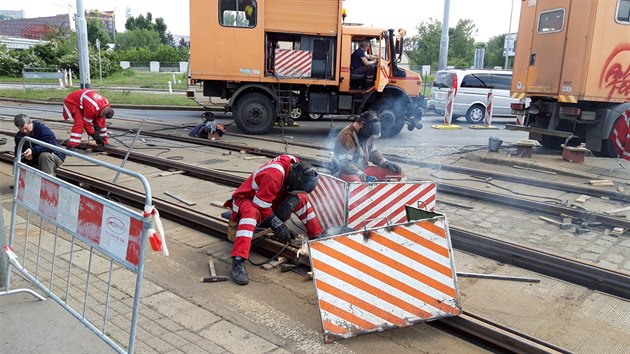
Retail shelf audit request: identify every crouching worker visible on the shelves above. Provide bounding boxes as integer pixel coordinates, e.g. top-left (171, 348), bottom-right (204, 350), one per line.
top-left (62, 89), bottom-right (114, 149)
top-left (332, 110), bottom-right (403, 182)
top-left (14, 114), bottom-right (66, 177)
top-left (224, 155), bottom-right (323, 285)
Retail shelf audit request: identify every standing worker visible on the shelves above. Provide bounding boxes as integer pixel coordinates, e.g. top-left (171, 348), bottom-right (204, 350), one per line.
top-left (13, 114), bottom-right (66, 177)
top-left (62, 89), bottom-right (114, 149)
top-left (332, 110), bottom-right (403, 182)
top-left (224, 155), bottom-right (323, 285)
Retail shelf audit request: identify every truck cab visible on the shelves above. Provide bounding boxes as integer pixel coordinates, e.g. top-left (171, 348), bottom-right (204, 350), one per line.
top-left (187, 0), bottom-right (423, 137)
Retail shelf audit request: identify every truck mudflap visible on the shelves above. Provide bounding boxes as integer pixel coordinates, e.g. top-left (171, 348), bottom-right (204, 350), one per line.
top-left (308, 206), bottom-right (461, 343)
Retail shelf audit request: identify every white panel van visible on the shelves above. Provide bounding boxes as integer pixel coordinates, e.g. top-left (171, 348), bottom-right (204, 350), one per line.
top-left (427, 69), bottom-right (519, 124)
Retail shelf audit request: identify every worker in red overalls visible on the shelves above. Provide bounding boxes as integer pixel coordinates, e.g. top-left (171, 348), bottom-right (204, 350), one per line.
top-left (225, 154), bottom-right (323, 285)
top-left (62, 89), bottom-right (114, 149)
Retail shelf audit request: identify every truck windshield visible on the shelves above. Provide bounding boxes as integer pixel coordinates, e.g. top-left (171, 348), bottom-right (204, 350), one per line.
top-left (433, 72), bottom-right (454, 88)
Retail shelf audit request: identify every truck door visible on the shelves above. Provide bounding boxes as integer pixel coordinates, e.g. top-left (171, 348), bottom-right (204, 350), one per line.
top-left (526, 0), bottom-right (571, 95)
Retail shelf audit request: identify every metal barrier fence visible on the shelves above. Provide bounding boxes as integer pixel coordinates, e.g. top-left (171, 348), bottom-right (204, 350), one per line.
top-left (0, 137), bottom-right (154, 354)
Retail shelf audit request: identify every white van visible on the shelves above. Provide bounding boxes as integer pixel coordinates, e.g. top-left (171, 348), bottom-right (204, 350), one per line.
top-left (427, 69), bottom-right (519, 124)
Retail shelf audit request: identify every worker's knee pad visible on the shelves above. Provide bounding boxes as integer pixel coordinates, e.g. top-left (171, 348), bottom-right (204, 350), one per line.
top-left (275, 195), bottom-right (300, 222)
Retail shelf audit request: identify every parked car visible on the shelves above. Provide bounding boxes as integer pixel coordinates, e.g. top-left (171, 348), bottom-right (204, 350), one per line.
top-left (427, 69), bottom-right (519, 124)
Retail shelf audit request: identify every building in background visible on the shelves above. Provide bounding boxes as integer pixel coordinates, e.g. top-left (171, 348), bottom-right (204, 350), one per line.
top-left (86, 10), bottom-right (116, 38)
top-left (0, 10), bottom-right (25, 20)
top-left (0, 14), bottom-right (73, 40)
top-left (0, 36), bottom-right (44, 50)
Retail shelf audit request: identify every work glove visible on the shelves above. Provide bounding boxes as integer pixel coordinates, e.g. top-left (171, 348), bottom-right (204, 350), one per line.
top-left (268, 214), bottom-right (291, 243)
top-left (383, 161), bottom-right (403, 174)
top-left (366, 175), bottom-right (378, 182)
top-left (91, 131), bottom-right (105, 146)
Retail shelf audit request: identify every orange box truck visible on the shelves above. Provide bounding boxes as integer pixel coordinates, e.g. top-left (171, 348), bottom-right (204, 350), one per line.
top-left (187, 0), bottom-right (423, 137)
top-left (509, 0), bottom-right (630, 157)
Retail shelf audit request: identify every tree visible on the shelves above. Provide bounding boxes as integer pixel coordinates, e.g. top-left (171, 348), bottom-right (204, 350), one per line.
top-left (125, 13), bottom-right (153, 31)
top-left (448, 19), bottom-right (478, 68)
top-left (406, 18), bottom-right (480, 69)
top-left (484, 34), bottom-right (507, 68)
top-left (87, 18), bottom-right (111, 46)
top-left (125, 12), bottom-right (172, 45)
top-left (406, 18), bottom-right (442, 68)
top-left (178, 37), bottom-right (189, 48)
top-left (115, 29), bottom-right (162, 51)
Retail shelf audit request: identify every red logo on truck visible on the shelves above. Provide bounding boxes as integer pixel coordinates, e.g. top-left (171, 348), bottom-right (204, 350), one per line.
top-left (599, 44), bottom-right (630, 99)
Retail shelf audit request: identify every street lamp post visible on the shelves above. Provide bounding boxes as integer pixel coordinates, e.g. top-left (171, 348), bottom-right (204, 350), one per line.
top-left (96, 38), bottom-right (103, 84)
top-left (504, 0), bottom-right (515, 69)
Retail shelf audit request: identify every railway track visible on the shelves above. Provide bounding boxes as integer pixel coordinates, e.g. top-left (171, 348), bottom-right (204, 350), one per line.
top-left (0, 153), bottom-right (573, 354)
top-left (1, 117), bottom-right (628, 352)
top-left (4, 148), bottom-right (630, 301)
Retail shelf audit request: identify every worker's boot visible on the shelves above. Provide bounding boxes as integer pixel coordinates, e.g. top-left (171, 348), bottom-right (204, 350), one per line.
top-left (231, 257), bottom-right (249, 285)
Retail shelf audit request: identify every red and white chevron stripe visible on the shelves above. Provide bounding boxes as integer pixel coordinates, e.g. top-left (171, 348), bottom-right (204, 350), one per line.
top-left (274, 49), bottom-right (312, 78)
top-left (346, 182), bottom-right (437, 230)
top-left (611, 108), bottom-right (630, 161)
top-left (309, 217), bottom-right (460, 342)
top-left (15, 167), bottom-right (143, 268)
top-left (309, 174), bottom-right (346, 230)
top-left (485, 90), bottom-right (494, 125)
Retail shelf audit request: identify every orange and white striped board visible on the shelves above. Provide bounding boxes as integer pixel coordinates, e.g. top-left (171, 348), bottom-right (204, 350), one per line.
top-left (309, 174), bottom-right (347, 230)
top-left (308, 216), bottom-right (460, 342)
top-left (274, 49), bottom-right (312, 78)
top-left (346, 181), bottom-right (436, 230)
top-left (15, 166), bottom-right (144, 269)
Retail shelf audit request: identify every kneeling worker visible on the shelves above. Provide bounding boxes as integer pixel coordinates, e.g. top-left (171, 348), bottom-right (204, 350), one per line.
top-left (332, 110), bottom-right (403, 182)
top-left (225, 154), bottom-right (323, 285)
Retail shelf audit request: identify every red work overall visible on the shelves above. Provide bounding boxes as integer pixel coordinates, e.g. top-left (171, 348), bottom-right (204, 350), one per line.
top-left (62, 89), bottom-right (110, 147)
top-left (228, 155), bottom-right (323, 259)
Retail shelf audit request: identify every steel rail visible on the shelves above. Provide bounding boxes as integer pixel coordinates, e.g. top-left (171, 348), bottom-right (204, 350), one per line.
top-left (132, 130), bottom-right (330, 169)
top-left (438, 183), bottom-right (630, 229)
top-left (449, 227), bottom-right (630, 300)
top-left (394, 160), bottom-right (630, 203)
top-left (435, 313), bottom-right (570, 354)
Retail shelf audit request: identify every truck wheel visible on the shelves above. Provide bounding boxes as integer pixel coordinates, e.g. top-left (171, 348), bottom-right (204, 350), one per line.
top-left (290, 107), bottom-right (303, 120)
top-left (465, 104), bottom-right (485, 124)
top-left (307, 113), bottom-right (324, 120)
top-left (378, 108), bottom-right (405, 138)
top-left (233, 93), bottom-right (276, 135)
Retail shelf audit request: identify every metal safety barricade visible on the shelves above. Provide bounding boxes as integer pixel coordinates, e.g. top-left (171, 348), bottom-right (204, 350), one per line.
top-left (308, 206), bottom-right (461, 342)
top-left (0, 137), bottom-right (155, 354)
top-left (310, 174), bottom-right (437, 231)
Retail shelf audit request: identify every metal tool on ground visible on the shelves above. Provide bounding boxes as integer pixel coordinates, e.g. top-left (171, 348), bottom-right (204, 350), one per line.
top-left (457, 272), bottom-right (540, 283)
top-left (539, 215), bottom-right (572, 229)
top-left (203, 260), bottom-right (229, 282)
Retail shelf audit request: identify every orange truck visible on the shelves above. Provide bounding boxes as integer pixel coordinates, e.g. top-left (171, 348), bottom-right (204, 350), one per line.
top-left (509, 0), bottom-right (630, 157)
top-left (187, 0), bottom-right (423, 137)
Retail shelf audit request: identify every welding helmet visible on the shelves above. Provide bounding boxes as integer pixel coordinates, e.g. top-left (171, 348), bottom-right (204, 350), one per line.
top-left (357, 111), bottom-right (381, 140)
top-left (286, 161), bottom-right (319, 194)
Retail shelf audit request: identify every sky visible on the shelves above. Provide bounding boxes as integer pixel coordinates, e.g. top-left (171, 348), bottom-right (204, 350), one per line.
top-left (2, 0), bottom-right (521, 42)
